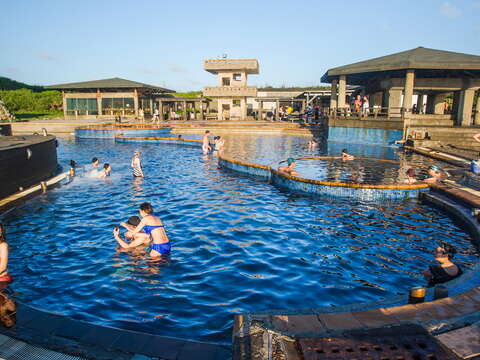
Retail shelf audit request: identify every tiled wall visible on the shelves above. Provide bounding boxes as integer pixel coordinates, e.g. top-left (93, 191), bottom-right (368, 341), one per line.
top-left (218, 156), bottom-right (427, 200)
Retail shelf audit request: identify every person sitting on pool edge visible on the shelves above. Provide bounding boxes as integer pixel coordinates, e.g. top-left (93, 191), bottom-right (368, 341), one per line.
top-left (127, 202), bottom-right (171, 258)
top-left (113, 215), bottom-right (151, 249)
top-left (424, 164), bottom-right (443, 183)
top-left (341, 149), bottom-right (355, 161)
top-left (278, 157), bottom-right (299, 176)
top-left (423, 243), bottom-right (463, 287)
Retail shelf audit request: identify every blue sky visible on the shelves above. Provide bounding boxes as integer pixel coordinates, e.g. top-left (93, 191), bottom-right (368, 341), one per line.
top-left (1, 0), bottom-right (479, 91)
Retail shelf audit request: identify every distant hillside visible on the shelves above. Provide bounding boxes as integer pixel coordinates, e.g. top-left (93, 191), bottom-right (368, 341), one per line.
top-left (0, 77), bottom-right (44, 91)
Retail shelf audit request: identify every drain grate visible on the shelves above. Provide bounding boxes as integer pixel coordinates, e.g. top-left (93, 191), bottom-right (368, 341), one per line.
top-left (298, 325), bottom-right (457, 360)
top-left (0, 336), bottom-right (86, 360)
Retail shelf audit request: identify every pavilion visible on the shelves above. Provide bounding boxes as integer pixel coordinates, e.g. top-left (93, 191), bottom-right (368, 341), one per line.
top-left (46, 77), bottom-right (175, 120)
top-left (321, 47), bottom-right (480, 127)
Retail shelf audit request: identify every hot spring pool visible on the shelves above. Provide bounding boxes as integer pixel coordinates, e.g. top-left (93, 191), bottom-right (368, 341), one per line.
top-left (1, 133), bottom-right (477, 344)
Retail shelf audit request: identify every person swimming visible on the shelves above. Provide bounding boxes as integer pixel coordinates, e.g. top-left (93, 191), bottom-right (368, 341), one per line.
top-left (127, 202), bottom-right (170, 257)
top-left (404, 168), bottom-right (417, 184)
top-left (99, 163), bottom-right (111, 179)
top-left (424, 164), bottom-right (443, 183)
top-left (278, 157), bottom-right (299, 176)
top-left (341, 149), bottom-right (355, 161)
top-left (423, 243), bottom-right (463, 287)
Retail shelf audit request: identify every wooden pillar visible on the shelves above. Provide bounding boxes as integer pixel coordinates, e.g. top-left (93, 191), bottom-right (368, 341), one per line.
top-left (199, 101), bottom-right (204, 120)
top-left (159, 100), bottom-right (163, 122)
top-left (275, 99), bottom-right (280, 121)
top-left (259, 101), bottom-right (263, 121)
top-left (133, 89), bottom-right (139, 117)
top-left (457, 89), bottom-right (475, 126)
top-left (474, 90), bottom-right (480, 125)
top-left (62, 91), bottom-right (67, 119)
top-left (330, 79), bottom-right (338, 110)
top-left (96, 89), bottom-right (102, 117)
top-left (338, 75), bottom-right (346, 109)
top-left (183, 100), bottom-right (187, 120)
top-left (403, 69), bottom-right (415, 114)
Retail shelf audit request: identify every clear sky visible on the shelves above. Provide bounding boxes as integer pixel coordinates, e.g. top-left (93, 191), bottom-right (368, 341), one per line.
top-left (1, 0), bottom-right (479, 91)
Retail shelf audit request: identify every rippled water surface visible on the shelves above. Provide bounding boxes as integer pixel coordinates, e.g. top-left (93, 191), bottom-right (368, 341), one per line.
top-left (2, 132), bottom-right (477, 344)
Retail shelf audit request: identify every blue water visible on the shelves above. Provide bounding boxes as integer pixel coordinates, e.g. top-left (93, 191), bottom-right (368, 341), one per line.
top-left (1, 133), bottom-right (477, 344)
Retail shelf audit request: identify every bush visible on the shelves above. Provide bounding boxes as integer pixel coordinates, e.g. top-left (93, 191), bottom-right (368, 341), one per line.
top-left (0, 89), bottom-right (62, 113)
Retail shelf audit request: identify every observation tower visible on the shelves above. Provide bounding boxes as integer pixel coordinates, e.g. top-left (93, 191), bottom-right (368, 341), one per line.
top-left (203, 58), bottom-right (259, 120)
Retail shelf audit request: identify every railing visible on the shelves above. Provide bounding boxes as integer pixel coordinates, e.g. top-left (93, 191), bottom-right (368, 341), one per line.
top-left (203, 86), bottom-right (257, 97)
top-left (329, 107), bottom-right (406, 120)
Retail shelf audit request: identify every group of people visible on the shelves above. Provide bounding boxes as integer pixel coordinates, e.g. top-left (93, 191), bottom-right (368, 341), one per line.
top-left (403, 164), bottom-right (446, 185)
top-left (113, 202), bottom-right (170, 258)
top-left (202, 130), bottom-right (225, 155)
top-left (86, 157), bottom-right (112, 179)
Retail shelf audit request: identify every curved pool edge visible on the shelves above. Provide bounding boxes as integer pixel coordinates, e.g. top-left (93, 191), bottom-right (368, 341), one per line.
top-left (233, 182), bottom-right (480, 353)
top-left (0, 300), bottom-right (230, 359)
top-left (218, 154), bottom-right (429, 200)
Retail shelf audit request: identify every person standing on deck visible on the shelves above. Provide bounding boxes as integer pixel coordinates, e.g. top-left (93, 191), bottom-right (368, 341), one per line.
top-left (131, 150), bottom-right (144, 178)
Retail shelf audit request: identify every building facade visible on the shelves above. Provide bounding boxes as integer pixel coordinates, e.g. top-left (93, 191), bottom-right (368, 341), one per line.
top-left (321, 47), bottom-right (480, 127)
top-left (46, 77), bottom-right (174, 120)
top-left (203, 58), bottom-right (259, 120)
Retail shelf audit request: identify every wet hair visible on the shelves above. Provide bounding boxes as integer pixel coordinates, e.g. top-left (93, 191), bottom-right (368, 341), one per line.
top-left (0, 223), bottom-right (6, 244)
top-left (127, 216), bottom-right (141, 226)
top-left (92, 157), bottom-right (98, 164)
top-left (406, 168), bottom-right (415, 177)
top-left (287, 157), bottom-right (295, 166)
top-left (214, 136), bottom-right (219, 140)
top-left (428, 164), bottom-right (441, 173)
top-left (103, 163), bottom-right (110, 170)
top-left (139, 202), bottom-right (153, 214)
top-left (439, 243), bottom-right (457, 259)
top-left (70, 160), bottom-right (77, 168)
top-left (177, 135), bottom-right (182, 139)
top-left (341, 149), bottom-right (348, 154)
top-left (205, 130), bottom-right (210, 134)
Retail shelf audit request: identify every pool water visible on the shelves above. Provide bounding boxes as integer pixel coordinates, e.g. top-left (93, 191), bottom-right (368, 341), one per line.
top-left (2, 133), bottom-right (477, 344)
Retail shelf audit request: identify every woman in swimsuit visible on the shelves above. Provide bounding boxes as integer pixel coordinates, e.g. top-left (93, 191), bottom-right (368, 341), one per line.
top-left (423, 243), bottom-right (462, 287)
top-left (0, 224), bottom-right (12, 285)
top-left (128, 202), bottom-right (170, 258)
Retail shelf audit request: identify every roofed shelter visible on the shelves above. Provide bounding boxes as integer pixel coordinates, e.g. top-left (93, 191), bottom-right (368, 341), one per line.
top-left (46, 77), bottom-right (174, 120)
top-left (321, 47), bottom-right (480, 127)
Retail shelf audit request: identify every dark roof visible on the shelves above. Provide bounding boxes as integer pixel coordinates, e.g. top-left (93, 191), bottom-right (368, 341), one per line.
top-left (45, 77), bottom-right (174, 92)
top-left (321, 47), bottom-right (480, 83)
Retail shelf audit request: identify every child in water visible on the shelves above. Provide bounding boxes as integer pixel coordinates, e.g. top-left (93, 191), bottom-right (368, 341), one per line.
top-left (99, 163), bottom-right (111, 179)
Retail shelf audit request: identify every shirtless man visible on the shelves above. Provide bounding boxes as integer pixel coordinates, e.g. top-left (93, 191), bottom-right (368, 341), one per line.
top-left (202, 130), bottom-right (211, 155)
top-left (278, 157), bottom-right (299, 176)
top-left (113, 216), bottom-right (150, 249)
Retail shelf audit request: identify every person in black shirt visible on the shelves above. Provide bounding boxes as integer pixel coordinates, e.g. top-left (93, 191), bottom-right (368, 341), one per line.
top-left (423, 243), bottom-right (462, 287)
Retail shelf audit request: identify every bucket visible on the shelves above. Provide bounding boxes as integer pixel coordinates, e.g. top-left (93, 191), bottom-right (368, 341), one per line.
top-left (471, 161), bottom-right (480, 175)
